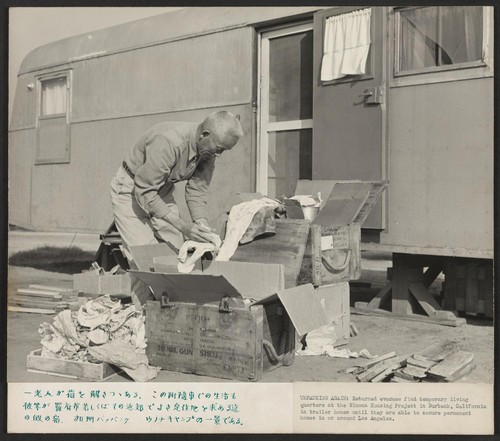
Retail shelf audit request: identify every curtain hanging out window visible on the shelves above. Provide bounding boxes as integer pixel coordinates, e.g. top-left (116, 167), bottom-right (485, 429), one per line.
top-left (320, 8), bottom-right (372, 81)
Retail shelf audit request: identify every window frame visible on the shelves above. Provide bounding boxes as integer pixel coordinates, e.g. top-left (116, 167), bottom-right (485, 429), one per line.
top-left (391, 6), bottom-right (493, 87)
top-left (35, 70), bottom-right (72, 165)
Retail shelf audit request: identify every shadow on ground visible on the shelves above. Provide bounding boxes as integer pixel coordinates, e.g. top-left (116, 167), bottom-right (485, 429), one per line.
top-left (8, 246), bottom-right (95, 274)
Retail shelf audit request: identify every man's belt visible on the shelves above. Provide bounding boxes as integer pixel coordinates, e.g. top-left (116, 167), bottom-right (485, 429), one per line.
top-left (122, 161), bottom-right (135, 180)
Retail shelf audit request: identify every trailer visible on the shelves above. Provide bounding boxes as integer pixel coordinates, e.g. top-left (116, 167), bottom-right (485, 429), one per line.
top-left (9, 6), bottom-right (494, 321)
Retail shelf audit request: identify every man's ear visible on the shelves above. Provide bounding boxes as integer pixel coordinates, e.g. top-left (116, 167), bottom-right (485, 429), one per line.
top-left (200, 129), bottom-right (211, 138)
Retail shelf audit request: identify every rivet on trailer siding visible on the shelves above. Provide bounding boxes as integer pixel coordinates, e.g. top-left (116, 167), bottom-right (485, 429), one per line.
top-left (27, 83), bottom-right (34, 91)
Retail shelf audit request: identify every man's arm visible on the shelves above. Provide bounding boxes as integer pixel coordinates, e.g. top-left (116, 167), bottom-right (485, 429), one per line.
top-left (185, 157), bottom-right (215, 223)
top-left (134, 136), bottom-right (215, 242)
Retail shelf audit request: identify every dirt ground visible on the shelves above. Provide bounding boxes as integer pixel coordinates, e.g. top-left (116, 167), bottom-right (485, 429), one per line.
top-left (7, 253), bottom-right (494, 384)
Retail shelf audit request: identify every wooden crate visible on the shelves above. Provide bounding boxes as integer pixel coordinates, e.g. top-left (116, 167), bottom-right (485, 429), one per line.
top-left (443, 259), bottom-right (493, 318)
top-left (292, 181), bottom-right (386, 286)
top-left (144, 298), bottom-right (295, 381)
top-left (299, 224), bottom-right (361, 286)
top-left (27, 349), bottom-right (121, 381)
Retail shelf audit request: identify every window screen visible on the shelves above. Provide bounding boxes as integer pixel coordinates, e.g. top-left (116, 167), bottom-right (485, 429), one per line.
top-left (397, 6), bottom-right (483, 73)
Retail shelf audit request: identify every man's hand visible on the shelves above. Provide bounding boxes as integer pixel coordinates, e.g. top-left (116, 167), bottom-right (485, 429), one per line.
top-left (181, 222), bottom-right (218, 243)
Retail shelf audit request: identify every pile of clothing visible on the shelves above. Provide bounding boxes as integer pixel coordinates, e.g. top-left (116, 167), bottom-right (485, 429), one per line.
top-left (38, 295), bottom-right (160, 381)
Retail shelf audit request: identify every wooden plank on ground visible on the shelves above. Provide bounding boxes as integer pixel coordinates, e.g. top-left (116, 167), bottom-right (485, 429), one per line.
top-left (231, 219), bottom-right (310, 289)
top-left (354, 351), bottom-right (397, 368)
top-left (356, 356), bottom-right (407, 382)
top-left (424, 362), bottom-right (476, 383)
top-left (401, 365), bottom-right (428, 378)
top-left (352, 304), bottom-right (466, 327)
top-left (17, 289), bottom-right (62, 299)
top-left (29, 284), bottom-right (73, 292)
top-left (414, 340), bottom-right (459, 362)
top-left (427, 350), bottom-right (474, 379)
top-left (8, 306), bottom-right (56, 314)
top-left (406, 356), bottom-right (438, 370)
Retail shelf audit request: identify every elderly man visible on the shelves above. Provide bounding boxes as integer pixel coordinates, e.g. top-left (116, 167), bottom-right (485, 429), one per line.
top-left (110, 111), bottom-right (244, 268)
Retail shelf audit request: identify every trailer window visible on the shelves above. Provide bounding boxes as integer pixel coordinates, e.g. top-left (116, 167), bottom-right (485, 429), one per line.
top-left (395, 7), bottom-right (484, 75)
top-left (36, 72), bottom-right (71, 164)
top-left (40, 77), bottom-right (67, 115)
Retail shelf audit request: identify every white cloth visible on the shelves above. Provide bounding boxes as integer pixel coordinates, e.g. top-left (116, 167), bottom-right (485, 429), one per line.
top-left (321, 8), bottom-right (372, 81)
top-left (177, 237), bottom-right (221, 273)
top-left (216, 198), bottom-right (280, 261)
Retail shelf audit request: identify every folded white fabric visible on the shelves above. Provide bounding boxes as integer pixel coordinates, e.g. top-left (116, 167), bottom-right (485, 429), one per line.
top-left (177, 235), bottom-right (222, 273)
top-left (216, 197), bottom-right (280, 261)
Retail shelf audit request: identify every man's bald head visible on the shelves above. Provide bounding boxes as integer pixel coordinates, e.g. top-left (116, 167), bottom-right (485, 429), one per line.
top-left (201, 111), bottom-right (244, 149)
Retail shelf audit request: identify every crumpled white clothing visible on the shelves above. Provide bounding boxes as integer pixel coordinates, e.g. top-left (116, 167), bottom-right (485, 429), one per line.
top-left (216, 198), bottom-right (280, 261)
top-left (177, 236), bottom-right (221, 273)
top-left (88, 339), bottom-right (161, 382)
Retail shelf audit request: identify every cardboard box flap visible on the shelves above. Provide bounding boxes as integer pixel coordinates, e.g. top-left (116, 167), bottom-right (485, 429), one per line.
top-left (254, 284), bottom-right (330, 336)
top-left (129, 270), bottom-right (242, 304)
top-left (203, 261), bottom-right (284, 300)
top-left (130, 243), bottom-right (178, 272)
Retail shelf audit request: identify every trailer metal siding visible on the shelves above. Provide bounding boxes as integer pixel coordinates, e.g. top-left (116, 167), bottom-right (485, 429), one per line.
top-left (71, 28), bottom-right (253, 122)
top-left (18, 7), bottom-right (318, 75)
top-left (376, 77), bottom-right (494, 257)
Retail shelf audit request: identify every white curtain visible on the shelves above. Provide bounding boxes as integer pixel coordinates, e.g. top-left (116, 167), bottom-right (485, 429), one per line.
top-left (321, 8), bottom-right (372, 81)
top-left (41, 77), bottom-right (67, 115)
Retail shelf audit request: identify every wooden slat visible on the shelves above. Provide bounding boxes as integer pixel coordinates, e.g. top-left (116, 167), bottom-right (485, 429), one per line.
top-left (28, 284), bottom-right (72, 292)
top-left (392, 256), bottom-right (412, 315)
top-left (366, 282), bottom-right (392, 309)
top-left (408, 282), bottom-right (442, 316)
top-left (414, 340), bottom-right (459, 362)
top-left (352, 304), bottom-right (466, 327)
top-left (484, 262), bottom-right (494, 319)
top-left (8, 306), bottom-right (56, 314)
top-left (427, 351), bottom-right (474, 379)
top-left (17, 289), bottom-right (62, 299)
top-left (443, 261), bottom-right (457, 312)
top-left (357, 356), bottom-right (407, 382)
top-left (353, 351), bottom-right (397, 369)
top-left (401, 365), bottom-right (428, 378)
top-left (423, 362), bottom-right (476, 383)
top-left (465, 263), bottom-right (478, 315)
top-left (231, 219), bottom-right (310, 289)
top-left (455, 265), bottom-right (466, 311)
top-left (27, 349), bottom-right (119, 381)
top-left (422, 264), bottom-right (443, 288)
top-left (406, 356), bottom-right (438, 370)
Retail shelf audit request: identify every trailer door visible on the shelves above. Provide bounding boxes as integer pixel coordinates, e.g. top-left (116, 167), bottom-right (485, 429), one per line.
top-left (313, 7), bottom-right (387, 229)
top-left (258, 22), bottom-right (314, 199)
